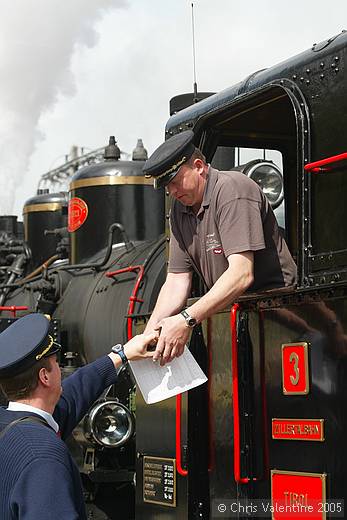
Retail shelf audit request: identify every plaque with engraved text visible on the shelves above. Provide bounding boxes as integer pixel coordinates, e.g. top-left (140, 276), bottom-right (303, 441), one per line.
top-left (143, 456), bottom-right (176, 507)
top-left (272, 419), bottom-right (324, 441)
top-left (271, 470), bottom-right (326, 519)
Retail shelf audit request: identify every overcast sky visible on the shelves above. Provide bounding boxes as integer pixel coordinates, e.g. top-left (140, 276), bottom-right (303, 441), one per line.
top-left (0, 0), bottom-right (346, 216)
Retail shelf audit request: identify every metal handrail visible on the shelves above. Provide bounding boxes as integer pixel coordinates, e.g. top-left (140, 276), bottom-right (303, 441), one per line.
top-left (230, 303), bottom-right (250, 484)
top-left (176, 394), bottom-right (188, 476)
top-left (304, 152), bottom-right (347, 172)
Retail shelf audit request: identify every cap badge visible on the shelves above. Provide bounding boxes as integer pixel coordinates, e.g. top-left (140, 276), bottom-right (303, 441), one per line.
top-left (35, 335), bottom-right (54, 361)
top-left (155, 156), bottom-right (187, 181)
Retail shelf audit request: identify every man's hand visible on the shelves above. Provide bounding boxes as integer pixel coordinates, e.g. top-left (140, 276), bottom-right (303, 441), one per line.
top-left (153, 314), bottom-right (191, 366)
top-left (124, 332), bottom-right (159, 361)
top-left (109, 332), bottom-right (159, 369)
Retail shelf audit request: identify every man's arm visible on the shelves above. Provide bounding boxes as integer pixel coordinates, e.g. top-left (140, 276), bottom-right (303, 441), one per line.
top-left (154, 252), bottom-right (254, 365)
top-left (144, 271), bottom-right (192, 333)
top-left (54, 333), bottom-right (157, 437)
top-left (187, 252), bottom-right (254, 322)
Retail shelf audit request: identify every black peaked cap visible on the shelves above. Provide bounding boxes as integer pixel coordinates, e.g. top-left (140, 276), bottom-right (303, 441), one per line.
top-left (0, 313), bottom-right (61, 378)
top-left (143, 130), bottom-right (195, 189)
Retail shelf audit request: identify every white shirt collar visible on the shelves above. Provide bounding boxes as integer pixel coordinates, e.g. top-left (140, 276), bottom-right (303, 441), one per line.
top-left (7, 401), bottom-right (59, 433)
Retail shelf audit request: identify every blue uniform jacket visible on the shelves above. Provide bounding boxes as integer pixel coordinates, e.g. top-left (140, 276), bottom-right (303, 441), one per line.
top-left (0, 355), bottom-right (118, 520)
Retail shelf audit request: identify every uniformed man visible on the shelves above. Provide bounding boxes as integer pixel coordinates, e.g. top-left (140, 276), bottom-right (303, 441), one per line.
top-left (0, 313), bottom-right (156, 520)
top-left (143, 130), bottom-right (297, 365)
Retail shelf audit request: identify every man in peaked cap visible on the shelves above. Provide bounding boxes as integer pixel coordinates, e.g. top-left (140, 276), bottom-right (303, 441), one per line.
top-left (143, 130), bottom-right (297, 365)
top-left (0, 313), bottom-right (157, 520)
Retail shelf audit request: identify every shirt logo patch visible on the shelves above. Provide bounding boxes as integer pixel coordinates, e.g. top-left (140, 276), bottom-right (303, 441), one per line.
top-left (206, 233), bottom-right (222, 253)
top-left (213, 248), bottom-right (223, 255)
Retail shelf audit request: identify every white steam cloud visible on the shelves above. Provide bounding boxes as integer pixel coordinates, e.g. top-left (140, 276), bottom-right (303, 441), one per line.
top-left (0, 0), bottom-right (127, 214)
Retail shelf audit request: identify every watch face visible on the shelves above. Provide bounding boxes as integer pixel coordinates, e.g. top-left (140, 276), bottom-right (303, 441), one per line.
top-left (112, 344), bottom-right (123, 355)
top-left (188, 318), bottom-right (196, 327)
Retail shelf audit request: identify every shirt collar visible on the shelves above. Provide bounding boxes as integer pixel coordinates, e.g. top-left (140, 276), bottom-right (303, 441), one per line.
top-left (7, 401), bottom-right (59, 433)
top-left (200, 166), bottom-right (218, 210)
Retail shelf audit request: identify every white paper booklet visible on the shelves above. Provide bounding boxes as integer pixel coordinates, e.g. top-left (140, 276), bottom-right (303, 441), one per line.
top-left (129, 347), bottom-right (207, 404)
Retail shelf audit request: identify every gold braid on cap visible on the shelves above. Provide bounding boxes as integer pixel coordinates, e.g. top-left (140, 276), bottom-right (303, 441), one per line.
top-left (146, 156), bottom-right (187, 181)
top-left (36, 335), bottom-right (54, 361)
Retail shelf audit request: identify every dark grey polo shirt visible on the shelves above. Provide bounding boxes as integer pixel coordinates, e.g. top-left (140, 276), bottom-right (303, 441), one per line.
top-left (168, 167), bottom-right (297, 291)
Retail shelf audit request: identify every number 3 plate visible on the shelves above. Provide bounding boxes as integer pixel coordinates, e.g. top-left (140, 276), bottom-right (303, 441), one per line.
top-left (282, 342), bottom-right (309, 395)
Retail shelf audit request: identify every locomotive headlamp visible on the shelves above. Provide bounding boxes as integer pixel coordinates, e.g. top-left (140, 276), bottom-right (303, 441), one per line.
top-left (242, 160), bottom-right (284, 209)
top-left (85, 399), bottom-right (134, 448)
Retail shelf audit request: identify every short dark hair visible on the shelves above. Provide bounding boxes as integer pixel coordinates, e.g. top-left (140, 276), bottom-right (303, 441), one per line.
top-left (187, 147), bottom-right (206, 165)
top-left (0, 357), bottom-right (52, 401)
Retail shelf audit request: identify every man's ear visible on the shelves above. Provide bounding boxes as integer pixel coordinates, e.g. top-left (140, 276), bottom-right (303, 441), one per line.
top-left (193, 158), bottom-right (205, 173)
top-left (38, 367), bottom-right (50, 387)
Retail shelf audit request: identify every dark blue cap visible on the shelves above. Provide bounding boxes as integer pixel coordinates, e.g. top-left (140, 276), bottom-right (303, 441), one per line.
top-left (0, 313), bottom-right (61, 377)
top-left (143, 130), bottom-right (195, 189)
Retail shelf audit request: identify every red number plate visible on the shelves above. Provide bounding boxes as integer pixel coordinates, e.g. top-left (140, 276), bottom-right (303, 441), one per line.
top-left (282, 342), bottom-right (309, 395)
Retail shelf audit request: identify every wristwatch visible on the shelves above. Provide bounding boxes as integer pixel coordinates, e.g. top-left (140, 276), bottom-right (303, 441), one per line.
top-left (111, 344), bottom-right (128, 365)
top-left (180, 309), bottom-right (197, 328)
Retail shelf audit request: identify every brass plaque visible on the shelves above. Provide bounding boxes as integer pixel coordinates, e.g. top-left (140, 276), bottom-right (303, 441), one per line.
top-left (143, 456), bottom-right (176, 507)
top-left (272, 418), bottom-right (324, 441)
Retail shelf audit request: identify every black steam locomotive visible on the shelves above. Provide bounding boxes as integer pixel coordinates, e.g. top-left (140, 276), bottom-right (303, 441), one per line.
top-left (1, 29), bottom-right (347, 520)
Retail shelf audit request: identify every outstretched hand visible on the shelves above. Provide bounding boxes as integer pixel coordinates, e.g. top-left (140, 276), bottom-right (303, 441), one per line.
top-left (124, 332), bottom-right (159, 361)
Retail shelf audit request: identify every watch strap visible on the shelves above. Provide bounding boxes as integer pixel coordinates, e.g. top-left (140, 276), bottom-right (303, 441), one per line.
top-left (111, 344), bottom-right (128, 365)
top-left (180, 309), bottom-right (197, 328)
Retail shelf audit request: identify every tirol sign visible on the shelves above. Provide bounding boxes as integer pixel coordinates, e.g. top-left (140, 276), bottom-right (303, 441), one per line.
top-left (271, 470), bottom-right (327, 519)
